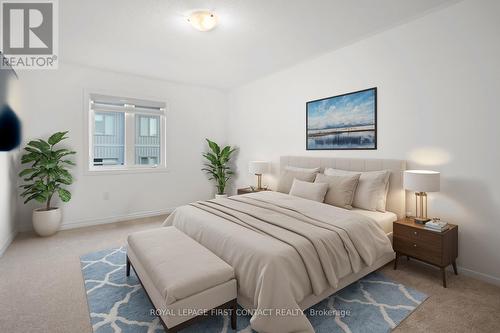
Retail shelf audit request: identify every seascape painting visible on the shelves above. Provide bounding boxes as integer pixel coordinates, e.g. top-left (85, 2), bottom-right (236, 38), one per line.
top-left (306, 88), bottom-right (377, 150)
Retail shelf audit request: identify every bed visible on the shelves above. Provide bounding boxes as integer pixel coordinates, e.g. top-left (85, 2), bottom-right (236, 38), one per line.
top-left (163, 156), bottom-right (406, 333)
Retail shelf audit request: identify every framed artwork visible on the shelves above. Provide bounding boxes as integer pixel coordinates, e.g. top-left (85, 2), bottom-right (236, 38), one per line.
top-left (306, 87), bottom-right (377, 150)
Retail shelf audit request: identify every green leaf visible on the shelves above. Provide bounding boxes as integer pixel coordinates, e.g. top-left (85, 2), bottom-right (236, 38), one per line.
top-left (27, 140), bottom-right (50, 152)
top-left (59, 169), bottom-right (72, 179)
top-left (61, 160), bottom-right (76, 166)
top-left (18, 168), bottom-right (35, 177)
top-left (20, 187), bottom-right (36, 197)
top-left (24, 169), bottom-right (45, 181)
top-left (21, 153), bottom-right (39, 164)
top-left (48, 131), bottom-right (68, 145)
top-left (24, 146), bottom-right (41, 154)
top-left (56, 174), bottom-right (73, 185)
top-left (206, 138), bottom-right (220, 155)
top-left (43, 161), bottom-right (57, 169)
top-left (220, 146), bottom-right (231, 157)
top-left (23, 192), bottom-right (45, 204)
top-left (54, 149), bottom-right (76, 158)
top-left (203, 152), bottom-right (218, 165)
top-left (34, 194), bottom-right (47, 203)
top-left (58, 188), bottom-right (71, 202)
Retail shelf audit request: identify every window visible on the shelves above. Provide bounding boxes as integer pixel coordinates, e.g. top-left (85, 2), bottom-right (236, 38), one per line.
top-left (88, 93), bottom-right (166, 171)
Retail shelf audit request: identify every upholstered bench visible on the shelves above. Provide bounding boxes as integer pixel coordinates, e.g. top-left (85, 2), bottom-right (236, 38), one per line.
top-left (126, 226), bottom-right (237, 333)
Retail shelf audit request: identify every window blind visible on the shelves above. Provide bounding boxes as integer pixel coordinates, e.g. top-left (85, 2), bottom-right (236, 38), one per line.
top-left (90, 94), bottom-right (166, 116)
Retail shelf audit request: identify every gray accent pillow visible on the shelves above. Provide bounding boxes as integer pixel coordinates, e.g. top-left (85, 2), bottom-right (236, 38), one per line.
top-left (289, 179), bottom-right (329, 202)
top-left (314, 173), bottom-right (360, 209)
top-left (277, 167), bottom-right (318, 193)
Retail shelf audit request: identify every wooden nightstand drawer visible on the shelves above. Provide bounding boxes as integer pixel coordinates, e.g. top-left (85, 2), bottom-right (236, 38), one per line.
top-left (393, 223), bottom-right (442, 252)
top-left (393, 236), bottom-right (442, 265)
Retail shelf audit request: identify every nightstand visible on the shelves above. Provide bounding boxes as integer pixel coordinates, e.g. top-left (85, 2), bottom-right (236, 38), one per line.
top-left (393, 218), bottom-right (458, 287)
top-left (237, 187), bottom-right (270, 195)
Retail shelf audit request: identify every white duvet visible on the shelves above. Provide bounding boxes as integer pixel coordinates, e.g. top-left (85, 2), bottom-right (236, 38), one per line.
top-left (162, 191), bottom-right (393, 333)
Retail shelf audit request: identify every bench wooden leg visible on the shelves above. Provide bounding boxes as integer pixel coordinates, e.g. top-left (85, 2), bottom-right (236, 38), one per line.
top-left (231, 299), bottom-right (237, 330)
top-left (126, 255), bottom-right (131, 277)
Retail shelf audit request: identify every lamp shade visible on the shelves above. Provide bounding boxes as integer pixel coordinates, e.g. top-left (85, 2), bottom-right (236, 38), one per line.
top-left (249, 161), bottom-right (270, 175)
top-left (403, 170), bottom-right (440, 192)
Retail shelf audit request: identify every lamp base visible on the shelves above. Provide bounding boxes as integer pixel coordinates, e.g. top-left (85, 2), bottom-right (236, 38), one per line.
top-left (255, 174), bottom-right (262, 190)
top-left (414, 217), bottom-right (431, 225)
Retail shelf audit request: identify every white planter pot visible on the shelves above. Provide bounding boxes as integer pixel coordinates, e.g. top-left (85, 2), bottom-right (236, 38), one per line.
top-left (215, 194), bottom-right (228, 199)
top-left (32, 207), bottom-right (62, 237)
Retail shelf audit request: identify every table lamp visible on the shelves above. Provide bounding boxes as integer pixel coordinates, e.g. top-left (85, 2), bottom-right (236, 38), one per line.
top-left (248, 161), bottom-right (270, 190)
top-left (403, 170), bottom-right (440, 224)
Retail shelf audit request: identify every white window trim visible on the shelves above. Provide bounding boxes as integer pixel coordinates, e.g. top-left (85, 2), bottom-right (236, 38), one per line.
top-left (83, 89), bottom-right (169, 175)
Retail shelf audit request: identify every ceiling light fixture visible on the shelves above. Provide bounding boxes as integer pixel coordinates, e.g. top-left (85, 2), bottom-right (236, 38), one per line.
top-left (187, 10), bottom-right (218, 32)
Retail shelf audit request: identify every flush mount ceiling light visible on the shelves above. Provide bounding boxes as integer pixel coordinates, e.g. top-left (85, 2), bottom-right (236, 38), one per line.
top-left (187, 10), bottom-right (218, 32)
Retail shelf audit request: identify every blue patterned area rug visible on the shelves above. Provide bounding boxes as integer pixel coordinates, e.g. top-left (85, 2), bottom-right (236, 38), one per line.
top-left (80, 247), bottom-right (427, 333)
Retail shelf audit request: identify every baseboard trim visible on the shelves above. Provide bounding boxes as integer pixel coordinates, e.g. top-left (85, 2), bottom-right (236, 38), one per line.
top-left (0, 230), bottom-right (17, 257)
top-left (457, 266), bottom-right (500, 287)
top-left (403, 256), bottom-right (500, 287)
top-left (59, 208), bottom-right (176, 231)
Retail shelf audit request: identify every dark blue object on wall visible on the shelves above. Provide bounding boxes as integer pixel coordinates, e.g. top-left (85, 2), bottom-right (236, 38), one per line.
top-left (0, 104), bottom-right (21, 151)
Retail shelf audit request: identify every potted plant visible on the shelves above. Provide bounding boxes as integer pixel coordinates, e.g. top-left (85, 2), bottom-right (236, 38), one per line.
top-left (202, 138), bottom-right (236, 199)
top-left (19, 131), bottom-right (76, 236)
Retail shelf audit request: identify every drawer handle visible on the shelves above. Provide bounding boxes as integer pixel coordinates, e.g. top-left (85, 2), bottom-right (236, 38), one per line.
top-left (413, 244), bottom-right (417, 247)
top-left (414, 231), bottom-right (418, 235)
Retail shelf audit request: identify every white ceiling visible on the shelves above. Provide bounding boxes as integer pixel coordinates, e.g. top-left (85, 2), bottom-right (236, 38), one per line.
top-left (61, 0), bottom-right (456, 90)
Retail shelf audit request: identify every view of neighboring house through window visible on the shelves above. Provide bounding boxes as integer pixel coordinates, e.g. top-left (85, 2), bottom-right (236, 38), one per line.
top-left (93, 112), bottom-right (124, 166)
top-left (88, 93), bottom-right (166, 170)
top-left (136, 115), bottom-right (161, 165)
top-left (94, 114), bottom-right (116, 136)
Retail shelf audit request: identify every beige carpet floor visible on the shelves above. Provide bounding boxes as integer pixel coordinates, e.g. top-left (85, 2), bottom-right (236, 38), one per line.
top-left (1, 216), bottom-right (499, 333)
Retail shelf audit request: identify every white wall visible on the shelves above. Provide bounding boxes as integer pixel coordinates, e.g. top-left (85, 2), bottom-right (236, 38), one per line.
top-left (228, 0), bottom-right (500, 284)
top-left (0, 70), bottom-right (22, 256)
top-left (0, 153), bottom-right (18, 256)
top-left (16, 63), bottom-right (228, 231)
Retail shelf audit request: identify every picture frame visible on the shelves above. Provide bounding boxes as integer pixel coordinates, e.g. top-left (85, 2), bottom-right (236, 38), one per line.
top-left (306, 87), bottom-right (377, 150)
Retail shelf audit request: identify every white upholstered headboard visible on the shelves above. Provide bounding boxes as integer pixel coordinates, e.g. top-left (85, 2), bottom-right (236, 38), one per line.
top-left (280, 156), bottom-right (406, 218)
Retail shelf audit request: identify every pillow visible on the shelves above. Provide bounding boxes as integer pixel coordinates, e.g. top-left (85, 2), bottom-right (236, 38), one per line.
top-left (277, 167), bottom-right (319, 193)
top-left (289, 179), bottom-right (328, 202)
top-left (314, 173), bottom-right (360, 209)
top-left (324, 168), bottom-right (390, 211)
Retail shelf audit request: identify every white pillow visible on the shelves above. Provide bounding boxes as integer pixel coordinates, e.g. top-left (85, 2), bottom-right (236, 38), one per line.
top-left (289, 179), bottom-right (328, 202)
top-left (324, 168), bottom-right (390, 212)
top-left (277, 167), bottom-right (319, 193)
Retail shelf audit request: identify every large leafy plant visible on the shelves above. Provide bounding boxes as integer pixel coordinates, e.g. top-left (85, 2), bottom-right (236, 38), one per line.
top-left (19, 131), bottom-right (76, 211)
top-left (202, 139), bottom-right (236, 195)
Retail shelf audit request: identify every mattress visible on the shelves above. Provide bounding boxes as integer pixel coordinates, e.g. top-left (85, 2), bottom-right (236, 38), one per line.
top-left (351, 208), bottom-right (398, 234)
